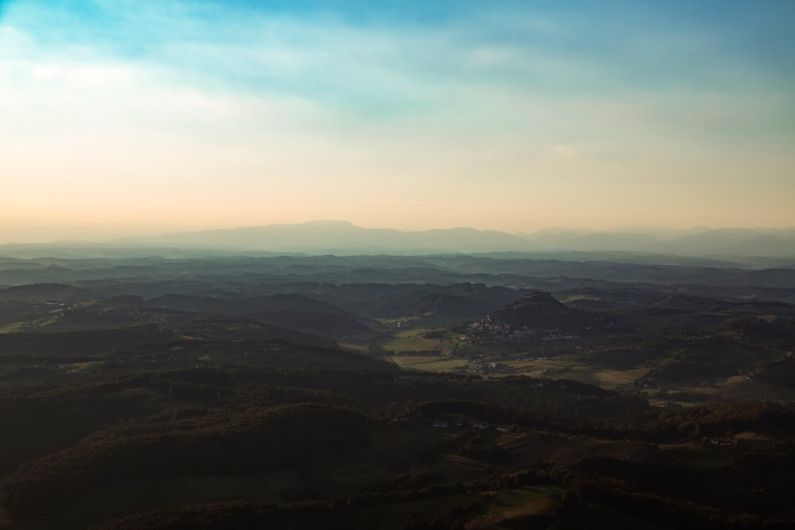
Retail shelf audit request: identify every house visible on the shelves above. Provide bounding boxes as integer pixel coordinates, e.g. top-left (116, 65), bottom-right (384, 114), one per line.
top-left (702, 437), bottom-right (739, 448)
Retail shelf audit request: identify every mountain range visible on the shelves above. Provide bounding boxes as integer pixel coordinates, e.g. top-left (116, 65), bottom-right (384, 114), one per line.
top-left (114, 221), bottom-right (795, 258)
top-left (2, 221), bottom-right (793, 259)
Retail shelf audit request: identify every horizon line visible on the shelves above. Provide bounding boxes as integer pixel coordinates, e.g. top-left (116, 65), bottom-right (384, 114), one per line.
top-left (2, 219), bottom-right (795, 247)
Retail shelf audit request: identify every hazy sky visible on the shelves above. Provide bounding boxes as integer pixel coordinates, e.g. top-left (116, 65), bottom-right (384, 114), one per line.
top-left (1, 0), bottom-right (794, 242)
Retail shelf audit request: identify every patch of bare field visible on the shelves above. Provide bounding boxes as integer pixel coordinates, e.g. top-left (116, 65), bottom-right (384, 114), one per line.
top-left (593, 367), bottom-right (650, 388)
top-left (466, 486), bottom-right (560, 530)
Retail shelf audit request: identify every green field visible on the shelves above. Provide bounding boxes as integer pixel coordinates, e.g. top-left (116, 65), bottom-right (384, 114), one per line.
top-left (0, 316), bottom-right (59, 334)
top-left (389, 355), bottom-right (468, 371)
top-left (665, 375), bottom-right (795, 403)
top-left (382, 328), bottom-right (441, 353)
top-left (381, 326), bottom-right (463, 355)
top-left (467, 485), bottom-right (561, 529)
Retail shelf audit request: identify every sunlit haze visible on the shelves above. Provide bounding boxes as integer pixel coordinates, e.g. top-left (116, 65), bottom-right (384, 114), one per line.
top-left (1, 0), bottom-right (794, 243)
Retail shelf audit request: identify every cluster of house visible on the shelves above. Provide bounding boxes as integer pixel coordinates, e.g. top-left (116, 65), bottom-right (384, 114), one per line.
top-left (465, 314), bottom-right (537, 343)
top-left (432, 419), bottom-right (512, 432)
top-left (381, 318), bottom-right (412, 330)
top-left (45, 301), bottom-right (67, 314)
top-left (540, 333), bottom-right (580, 341)
top-left (464, 314), bottom-right (579, 344)
top-left (466, 359), bottom-right (505, 374)
top-left (389, 417), bottom-right (514, 432)
top-left (634, 377), bottom-right (656, 389)
top-left (701, 437), bottom-right (740, 448)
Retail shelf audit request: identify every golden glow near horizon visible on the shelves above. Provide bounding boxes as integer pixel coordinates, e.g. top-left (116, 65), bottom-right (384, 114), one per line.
top-left (1, 1), bottom-right (794, 243)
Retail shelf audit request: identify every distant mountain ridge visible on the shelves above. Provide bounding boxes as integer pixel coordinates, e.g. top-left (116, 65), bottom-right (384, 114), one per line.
top-left (119, 220), bottom-right (531, 253)
top-left (116, 221), bottom-right (795, 257)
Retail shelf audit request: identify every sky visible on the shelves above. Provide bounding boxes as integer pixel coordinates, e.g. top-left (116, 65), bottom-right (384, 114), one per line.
top-left (1, 0), bottom-right (794, 243)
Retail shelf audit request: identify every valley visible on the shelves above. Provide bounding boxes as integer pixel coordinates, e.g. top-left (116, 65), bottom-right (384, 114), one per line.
top-left (0, 253), bottom-right (793, 529)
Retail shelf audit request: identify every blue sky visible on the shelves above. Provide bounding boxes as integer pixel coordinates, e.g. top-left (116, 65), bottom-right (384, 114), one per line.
top-left (1, 0), bottom-right (793, 241)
